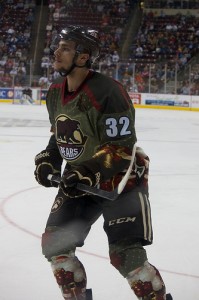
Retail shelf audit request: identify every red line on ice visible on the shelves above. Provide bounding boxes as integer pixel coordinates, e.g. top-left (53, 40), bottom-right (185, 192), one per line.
top-left (0, 186), bottom-right (199, 280)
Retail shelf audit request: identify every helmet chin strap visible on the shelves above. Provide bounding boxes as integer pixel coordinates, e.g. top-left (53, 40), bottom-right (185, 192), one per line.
top-left (59, 62), bottom-right (76, 77)
top-left (59, 53), bottom-right (88, 77)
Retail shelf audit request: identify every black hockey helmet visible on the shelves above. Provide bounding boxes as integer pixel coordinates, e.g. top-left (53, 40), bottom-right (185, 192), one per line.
top-left (50, 25), bottom-right (101, 64)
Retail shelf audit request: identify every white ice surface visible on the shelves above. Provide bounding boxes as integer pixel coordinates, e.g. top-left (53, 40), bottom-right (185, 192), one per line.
top-left (0, 104), bottom-right (199, 300)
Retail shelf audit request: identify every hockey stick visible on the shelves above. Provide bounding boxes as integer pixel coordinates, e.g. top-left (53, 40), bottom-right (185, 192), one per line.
top-left (48, 143), bottom-right (136, 201)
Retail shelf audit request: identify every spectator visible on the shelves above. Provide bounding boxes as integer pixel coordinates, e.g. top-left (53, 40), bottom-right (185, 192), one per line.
top-left (112, 50), bottom-right (120, 64)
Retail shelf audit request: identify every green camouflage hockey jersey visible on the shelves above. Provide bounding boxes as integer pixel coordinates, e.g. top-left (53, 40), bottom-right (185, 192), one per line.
top-left (46, 70), bottom-right (138, 191)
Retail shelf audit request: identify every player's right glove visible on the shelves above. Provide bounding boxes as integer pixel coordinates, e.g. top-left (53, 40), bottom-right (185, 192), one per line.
top-left (60, 165), bottom-right (101, 198)
top-left (34, 149), bottom-right (63, 187)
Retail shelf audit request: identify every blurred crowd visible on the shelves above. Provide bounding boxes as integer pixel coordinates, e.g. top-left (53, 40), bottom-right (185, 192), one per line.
top-left (0, 0), bottom-right (36, 87)
top-left (131, 12), bottom-right (198, 65)
top-left (144, 0), bottom-right (199, 9)
top-left (0, 0), bottom-right (198, 95)
top-left (125, 10), bottom-right (199, 94)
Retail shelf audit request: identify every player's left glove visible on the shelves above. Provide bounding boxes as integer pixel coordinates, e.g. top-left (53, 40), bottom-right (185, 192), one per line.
top-left (34, 149), bottom-right (62, 188)
top-left (60, 166), bottom-right (101, 198)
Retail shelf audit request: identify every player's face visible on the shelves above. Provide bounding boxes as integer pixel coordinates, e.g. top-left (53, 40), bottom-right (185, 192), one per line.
top-left (53, 40), bottom-right (76, 72)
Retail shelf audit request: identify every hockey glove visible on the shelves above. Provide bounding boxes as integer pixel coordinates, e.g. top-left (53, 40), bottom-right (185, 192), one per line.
top-left (60, 166), bottom-right (100, 198)
top-left (34, 149), bottom-right (62, 187)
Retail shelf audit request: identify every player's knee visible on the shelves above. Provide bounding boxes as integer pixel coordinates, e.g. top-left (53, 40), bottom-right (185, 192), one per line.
top-left (41, 226), bottom-right (77, 261)
top-left (127, 261), bottom-right (166, 299)
top-left (109, 240), bottom-right (147, 277)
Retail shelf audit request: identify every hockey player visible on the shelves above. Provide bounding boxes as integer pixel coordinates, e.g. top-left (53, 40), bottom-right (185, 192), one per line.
top-left (20, 87), bottom-right (34, 105)
top-left (34, 26), bottom-right (172, 300)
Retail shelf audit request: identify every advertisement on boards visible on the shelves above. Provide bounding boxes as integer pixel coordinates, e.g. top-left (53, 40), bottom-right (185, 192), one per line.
top-left (143, 93), bottom-right (190, 107)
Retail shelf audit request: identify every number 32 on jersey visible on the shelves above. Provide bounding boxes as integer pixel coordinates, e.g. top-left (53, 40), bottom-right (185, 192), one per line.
top-left (105, 117), bottom-right (132, 137)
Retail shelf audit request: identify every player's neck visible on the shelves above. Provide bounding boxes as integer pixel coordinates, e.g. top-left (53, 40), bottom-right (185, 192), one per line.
top-left (67, 68), bottom-right (90, 92)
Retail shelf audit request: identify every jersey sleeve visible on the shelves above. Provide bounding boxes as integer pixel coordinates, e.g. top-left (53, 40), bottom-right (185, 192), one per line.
top-left (77, 76), bottom-right (137, 182)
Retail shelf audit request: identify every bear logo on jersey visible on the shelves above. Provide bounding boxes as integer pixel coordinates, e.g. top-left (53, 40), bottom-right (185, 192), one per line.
top-left (55, 115), bottom-right (87, 160)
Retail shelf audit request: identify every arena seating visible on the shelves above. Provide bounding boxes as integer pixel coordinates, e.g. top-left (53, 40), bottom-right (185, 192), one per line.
top-left (0, 0), bottom-right (198, 95)
top-left (0, 0), bottom-right (36, 87)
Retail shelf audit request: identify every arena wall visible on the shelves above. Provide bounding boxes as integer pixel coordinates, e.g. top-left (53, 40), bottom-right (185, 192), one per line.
top-left (0, 87), bottom-right (199, 111)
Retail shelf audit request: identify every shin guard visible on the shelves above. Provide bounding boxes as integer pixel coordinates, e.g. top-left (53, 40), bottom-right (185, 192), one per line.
top-left (127, 261), bottom-right (166, 300)
top-left (51, 254), bottom-right (87, 300)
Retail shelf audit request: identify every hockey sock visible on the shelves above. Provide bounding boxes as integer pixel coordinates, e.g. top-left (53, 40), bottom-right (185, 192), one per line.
top-left (51, 254), bottom-right (87, 300)
top-left (126, 261), bottom-right (166, 300)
